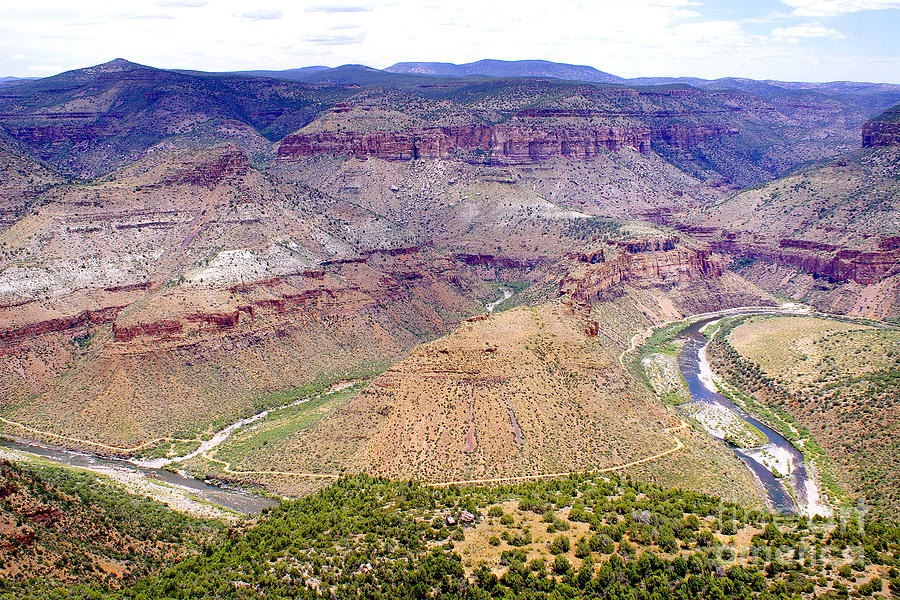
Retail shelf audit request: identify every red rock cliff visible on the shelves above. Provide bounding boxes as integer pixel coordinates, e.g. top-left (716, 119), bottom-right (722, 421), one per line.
top-left (643, 211), bottom-right (900, 287)
top-left (862, 120), bottom-right (900, 148)
top-left (277, 124), bottom-right (653, 163)
top-left (559, 241), bottom-right (725, 305)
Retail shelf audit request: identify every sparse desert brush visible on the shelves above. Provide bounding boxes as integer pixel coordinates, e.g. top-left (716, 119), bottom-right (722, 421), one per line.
top-left (711, 315), bottom-right (900, 522)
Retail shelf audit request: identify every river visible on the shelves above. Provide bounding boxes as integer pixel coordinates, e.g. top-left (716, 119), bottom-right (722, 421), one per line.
top-left (486, 287), bottom-right (512, 313)
top-left (0, 438), bottom-right (277, 515)
top-left (1, 300), bottom-right (825, 518)
top-left (676, 316), bottom-right (824, 515)
top-left (0, 381), bottom-right (366, 515)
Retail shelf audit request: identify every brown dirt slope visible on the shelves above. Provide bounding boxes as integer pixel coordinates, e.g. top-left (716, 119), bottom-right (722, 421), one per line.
top-left (235, 301), bottom-right (764, 507)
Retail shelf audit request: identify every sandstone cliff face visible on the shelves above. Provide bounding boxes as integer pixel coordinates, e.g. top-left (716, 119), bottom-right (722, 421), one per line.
top-left (165, 151), bottom-right (250, 187)
top-left (692, 231), bottom-right (900, 287)
top-left (862, 120), bottom-right (900, 148)
top-left (558, 239), bottom-right (725, 305)
top-left (645, 206), bottom-right (900, 289)
top-left (651, 124), bottom-right (740, 150)
top-left (277, 124), bottom-right (654, 163)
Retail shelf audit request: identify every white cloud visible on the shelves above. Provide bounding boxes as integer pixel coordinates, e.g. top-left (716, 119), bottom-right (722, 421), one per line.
top-left (157, 0), bottom-right (208, 6)
top-left (114, 12), bottom-right (175, 20)
top-left (238, 8), bottom-right (283, 20)
top-left (0, 0), bottom-right (896, 82)
top-left (303, 32), bottom-right (366, 45)
top-left (778, 0), bottom-right (900, 17)
top-left (772, 22), bottom-right (847, 40)
top-left (305, 4), bottom-right (373, 12)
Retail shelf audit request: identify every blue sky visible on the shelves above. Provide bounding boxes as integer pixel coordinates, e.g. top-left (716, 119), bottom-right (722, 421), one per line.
top-left (0, 0), bottom-right (898, 82)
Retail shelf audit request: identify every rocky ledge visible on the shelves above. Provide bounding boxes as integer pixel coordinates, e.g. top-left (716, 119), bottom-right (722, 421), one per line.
top-left (862, 120), bottom-right (900, 148)
top-left (559, 239), bottom-right (725, 305)
top-left (278, 124), bottom-right (657, 163)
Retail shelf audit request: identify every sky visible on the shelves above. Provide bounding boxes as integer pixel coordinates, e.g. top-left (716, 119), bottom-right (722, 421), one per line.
top-left (1, 0), bottom-right (899, 83)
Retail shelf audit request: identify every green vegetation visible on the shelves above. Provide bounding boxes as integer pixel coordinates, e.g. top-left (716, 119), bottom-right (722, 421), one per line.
top-left (204, 367), bottom-right (386, 435)
top-left (561, 217), bottom-right (622, 240)
top-left (72, 328), bottom-right (95, 349)
top-left (708, 315), bottom-right (900, 520)
top-left (0, 460), bottom-right (216, 593)
top-left (8, 472), bottom-right (900, 599)
top-left (485, 280), bottom-right (531, 313)
top-left (728, 256), bottom-right (756, 272)
top-left (633, 320), bottom-right (691, 405)
top-left (207, 382), bottom-right (367, 470)
top-left (639, 321), bottom-right (691, 358)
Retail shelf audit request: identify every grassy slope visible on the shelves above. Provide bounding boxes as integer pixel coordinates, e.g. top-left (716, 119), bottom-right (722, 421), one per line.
top-left (713, 315), bottom-right (900, 521)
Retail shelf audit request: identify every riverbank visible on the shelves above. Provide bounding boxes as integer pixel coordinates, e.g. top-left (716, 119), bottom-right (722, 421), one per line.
top-left (0, 441), bottom-right (250, 521)
top-left (702, 311), bottom-right (900, 519)
top-left (681, 313), bottom-right (833, 517)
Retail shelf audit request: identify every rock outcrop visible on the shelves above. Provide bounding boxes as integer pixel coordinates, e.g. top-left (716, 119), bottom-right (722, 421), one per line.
top-left (651, 124), bottom-right (740, 150)
top-left (710, 238), bottom-right (900, 286)
top-left (165, 151), bottom-right (250, 187)
top-left (644, 210), bottom-right (900, 288)
top-left (559, 240), bottom-right (725, 305)
top-left (862, 104), bottom-right (900, 148)
top-left (278, 124), bottom-right (653, 163)
top-left (862, 120), bottom-right (900, 148)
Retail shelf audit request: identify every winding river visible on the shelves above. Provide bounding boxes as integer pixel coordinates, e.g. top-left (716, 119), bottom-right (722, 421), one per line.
top-left (1, 297), bottom-right (826, 518)
top-left (0, 438), bottom-right (276, 515)
top-left (677, 316), bottom-right (820, 515)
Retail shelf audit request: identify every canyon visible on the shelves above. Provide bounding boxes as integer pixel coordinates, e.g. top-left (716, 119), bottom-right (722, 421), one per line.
top-left (0, 59), bottom-right (898, 502)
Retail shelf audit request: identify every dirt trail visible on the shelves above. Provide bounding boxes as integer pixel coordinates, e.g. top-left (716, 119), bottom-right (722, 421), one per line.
top-left (202, 451), bottom-right (340, 480)
top-left (0, 417), bottom-right (199, 453)
top-left (2, 303), bottom-right (814, 489)
top-left (428, 420), bottom-right (688, 487)
top-left (196, 417), bottom-right (688, 487)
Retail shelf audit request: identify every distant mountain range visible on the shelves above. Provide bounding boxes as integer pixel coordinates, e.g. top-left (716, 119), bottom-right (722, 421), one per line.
top-left (9, 58), bottom-right (896, 92)
top-left (385, 59), bottom-right (624, 84)
top-left (215, 58), bottom-right (898, 90)
top-left (0, 76), bottom-right (33, 85)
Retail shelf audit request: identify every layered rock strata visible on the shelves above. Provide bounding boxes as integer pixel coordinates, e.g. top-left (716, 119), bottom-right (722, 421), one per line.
top-left (558, 239), bottom-right (725, 305)
top-left (862, 120), bottom-right (900, 148)
top-left (278, 125), bottom-right (655, 163)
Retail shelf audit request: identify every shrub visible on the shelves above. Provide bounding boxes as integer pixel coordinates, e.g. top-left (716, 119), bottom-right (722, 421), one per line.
top-left (575, 537), bottom-right (591, 559)
top-left (553, 555), bottom-right (571, 575)
top-left (550, 535), bottom-right (571, 555)
top-left (590, 534), bottom-right (615, 554)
